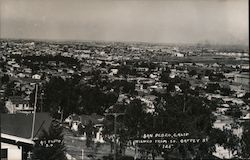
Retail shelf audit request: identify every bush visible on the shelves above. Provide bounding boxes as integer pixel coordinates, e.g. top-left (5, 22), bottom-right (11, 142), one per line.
top-left (103, 154), bottom-right (113, 160)
top-left (103, 155), bottom-right (134, 160)
top-left (119, 156), bottom-right (134, 160)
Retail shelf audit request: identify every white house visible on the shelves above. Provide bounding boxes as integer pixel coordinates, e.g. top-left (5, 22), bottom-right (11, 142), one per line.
top-left (1, 112), bottom-right (52, 160)
top-left (1, 133), bottom-right (34, 160)
top-left (64, 114), bottom-right (81, 131)
top-left (64, 113), bottom-right (105, 143)
top-left (110, 68), bottom-right (118, 75)
top-left (5, 96), bottom-right (33, 113)
top-left (17, 73), bottom-right (26, 78)
top-left (32, 74), bottom-right (41, 80)
top-left (174, 52), bottom-right (184, 57)
top-left (241, 113), bottom-right (250, 120)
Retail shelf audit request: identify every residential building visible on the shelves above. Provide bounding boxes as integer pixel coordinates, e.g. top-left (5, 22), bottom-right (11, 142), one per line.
top-left (234, 73), bottom-right (249, 86)
top-left (1, 133), bottom-right (34, 160)
top-left (5, 96), bottom-right (33, 113)
top-left (1, 113), bottom-right (52, 160)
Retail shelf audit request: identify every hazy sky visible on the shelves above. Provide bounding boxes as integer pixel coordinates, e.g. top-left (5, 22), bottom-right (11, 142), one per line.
top-left (0, 0), bottom-right (248, 45)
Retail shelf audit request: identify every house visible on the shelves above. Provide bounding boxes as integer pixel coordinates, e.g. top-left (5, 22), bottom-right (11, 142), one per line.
top-left (240, 113), bottom-right (250, 120)
top-left (212, 63), bottom-right (220, 68)
top-left (67, 69), bottom-right (75, 74)
top-left (80, 113), bottom-right (105, 143)
top-left (241, 64), bottom-right (249, 70)
top-left (17, 73), bottom-right (26, 78)
top-left (64, 113), bottom-right (81, 131)
top-left (139, 96), bottom-right (156, 114)
top-left (136, 67), bottom-right (149, 72)
top-left (110, 68), bottom-right (118, 75)
top-left (1, 133), bottom-right (34, 160)
top-left (32, 74), bottom-right (41, 80)
top-left (5, 96), bottom-right (33, 113)
top-left (23, 68), bottom-right (32, 74)
top-left (1, 112), bottom-right (52, 139)
top-left (64, 113), bottom-right (105, 143)
top-left (80, 113), bottom-right (104, 127)
top-left (1, 113), bottom-right (52, 160)
top-left (234, 73), bottom-right (249, 86)
top-left (12, 63), bottom-right (20, 69)
top-left (174, 52), bottom-right (184, 57)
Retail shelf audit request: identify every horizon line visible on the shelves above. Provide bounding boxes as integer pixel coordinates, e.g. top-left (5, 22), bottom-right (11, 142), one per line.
top-left (0, 37), bottom-right (249, 48)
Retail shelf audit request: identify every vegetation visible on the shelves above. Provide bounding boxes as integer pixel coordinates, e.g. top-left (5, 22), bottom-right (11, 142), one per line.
top-left (0, 100), bottom-right (8, 113)
top-left (85, 120), bottom-right (95, 148)
top-left (101, 76), bottom-right (219, 159)
top-left (32, 121), bottom-right (66, 160)
top-left (1, 74), bottom-right (9, 84)
top-left (43, 75), bottom-right (118, 118)
top-left (241, 122), bottom-right (250, 159)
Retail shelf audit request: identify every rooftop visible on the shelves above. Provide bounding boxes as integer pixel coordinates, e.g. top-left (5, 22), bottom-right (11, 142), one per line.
top-left (8, 96), bottom-right (29, 104)
top-left (1, 112), bottom-right (52, 139)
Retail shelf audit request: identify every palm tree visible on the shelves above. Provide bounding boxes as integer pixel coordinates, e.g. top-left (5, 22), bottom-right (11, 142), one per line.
top-left (32, 121), bottom-right (67, 160)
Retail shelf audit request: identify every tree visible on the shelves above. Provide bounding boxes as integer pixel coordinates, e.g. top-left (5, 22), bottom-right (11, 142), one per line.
top-left (4, 81), bottom-right (16, 97)
top-left (222, 129), bottom-right (240, 158)
top-left (188, 70), bottom-right (197, 77)
top-left (43, 77), bottom-right (66, 118)
top-left (152, 92), bottom-right (215, 159)
top-left (241, 122), bottom-right (250, 159)
top-left (220, 87), bottom-right (233, 96)
top-left (1, 74), bottom-right (9, 84)
top-left (160, 67), bottom-right (171, 83)
top-left (204, 70), bottom-right (212, 76)
top-left (43, 76), bottom-right (79, 118)
top-left (100, 61), bottom-right (107, 68)
top-left (124, 99), bottom-right (150, 136)
top-left (0, 100), bottom-right (8, 113)
top-left (179, 80), bottom-right (191, 112)
top-left (225, 107), bottom-right (242, 119)
top-left (85, 120), bottom-right (95, 148)
top-left (206, 83), bottom-right (220, 94)
top-left (209, 72), bottom-right (225, 82)
top-left (242, 92), bottom-right (250, 104)
top-left (32, 122), bottom-right (66, 160)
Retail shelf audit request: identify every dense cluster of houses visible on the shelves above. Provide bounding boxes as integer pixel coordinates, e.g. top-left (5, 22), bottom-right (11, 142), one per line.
top-left (0, 40), bottom-right (249, 159)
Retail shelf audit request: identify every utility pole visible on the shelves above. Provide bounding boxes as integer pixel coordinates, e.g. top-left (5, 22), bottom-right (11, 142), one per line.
top-left (40, 90), bottom-right (44, 112)
top-left (104, 113), bottom-right (125, 160)
top-left (183, 92), bottom-right (186, 113)
top-left (81, 149), bottom-right (84, 160)
top-left (60, 109), bottom-right (64, 123)
top-left (31, 84), bottom-right (38, 139)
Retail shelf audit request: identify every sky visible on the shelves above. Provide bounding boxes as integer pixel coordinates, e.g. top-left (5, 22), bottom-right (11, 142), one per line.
top-left (0, 0), bottom-right (249, 45)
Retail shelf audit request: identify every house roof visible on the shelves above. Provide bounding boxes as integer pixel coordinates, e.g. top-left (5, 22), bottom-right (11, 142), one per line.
top-left (1, 133), bottom-right (34, 145)
top-left (8, 96), bottom-right (29, 104)
top-left (80, 113), bottom-right (104, 125)
top-left (19, 77), bottom-right (42, 84)
top-left (70, 114), bottom-right (81, 121)
top-left (1, 112), bottom-right (52, 139)
top-left (242, 113), bottom-right (250, 120)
